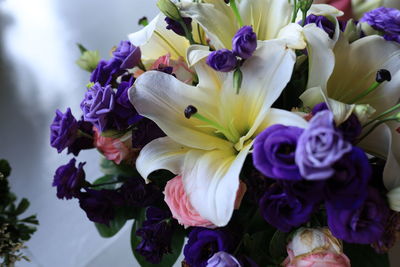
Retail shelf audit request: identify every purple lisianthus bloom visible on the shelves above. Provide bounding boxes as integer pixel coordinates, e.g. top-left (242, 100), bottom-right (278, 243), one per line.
top-left (301, 15), bottom-right (336, 38)
top-left (113, 41), bottom-right (141, 69)
top-left (119, 177), bottom-right (162, 207)
top-left (67, 119), bottom-right (95, 156)
top-left (207, 252), bottom-right (241, 267)
top-left (78, 188), bottom-right (124, 225)
top-left (90, 59), bottom-right (122, 86)
top-left (50, 108), bottom-right (79, 153)
top-left (206, 49), bottom-right (238, 72)
top-left (259, 183), bottom-right (315, 233)
top-left (361, 7), bottom-right (400, 43)
top-left (295, 110), bottom-right (352, 180)
top-left (327, 187), bottom-right (389, 244)
top-left (253, 124), bottom-right (304, 180)
top-left (136, 207), bottom-right (175, 264)
top-left (132, 119), bottom-right (166, 149)
top-left (312, 102), bottom-right (362, 143)
top-left (53, 158), bottom-right (86, 200)
top-left (232, 26), bottom-right (257, 59)
top-left (81, 83), bottom-right (115, 132)
top-left (184, 228), bottom-right (232, 267)
top-left (325, 147), bottom-right (371, 210)
top-left (165, 17), bottom-right (193, 36)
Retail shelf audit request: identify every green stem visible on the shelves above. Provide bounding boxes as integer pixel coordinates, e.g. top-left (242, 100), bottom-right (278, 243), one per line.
top-left (363, 103), bottom-right (400, 128)
top-left (292, 0), bottom-right (298, 23)
top-left (230, 0), bottom-right (244, 27)
top-left (301, 8), bottom-right (307, 26)
top-left (77, 130), bottom-right (93, 140)
top-left (349, 81), bottom-right (381, 104)
top-left (178, 19), bottom-right (196, 45)
top-left (357, 117), bottom-right (395, 143)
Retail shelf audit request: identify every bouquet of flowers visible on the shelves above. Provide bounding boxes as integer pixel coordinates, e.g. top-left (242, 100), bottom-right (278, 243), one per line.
top-left (50, 0), bottom-right (400, 266)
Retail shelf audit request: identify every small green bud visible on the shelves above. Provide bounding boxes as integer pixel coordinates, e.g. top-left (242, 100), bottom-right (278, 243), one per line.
top-left (299, 0), bottom-right (313, 12)
top-left (86, 82), bottom-right (95, 88)
top-left (157, 0), bottom-right (181, 21)
top-left (233, 68), bottom-right (243, 94)
top-left (76, 50), bottom-right (101, 72)
top-left (138, 16), bottom-right (149, 27)
top-left (354, 104), bottom-right (376, 123)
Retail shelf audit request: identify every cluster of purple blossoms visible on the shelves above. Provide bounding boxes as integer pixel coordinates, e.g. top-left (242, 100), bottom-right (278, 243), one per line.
top-left (207, 26), bottom-right (257, 72)
top-left (361, 7), bottom-right (400, 43)
top-left (253, 106), bottom-right (389, 244)
top-left (165, 17), bottom-right (193, 36)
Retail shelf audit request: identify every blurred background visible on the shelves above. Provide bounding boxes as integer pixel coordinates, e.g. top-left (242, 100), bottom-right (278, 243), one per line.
top-left (0, 0), bottom-right (399, 266)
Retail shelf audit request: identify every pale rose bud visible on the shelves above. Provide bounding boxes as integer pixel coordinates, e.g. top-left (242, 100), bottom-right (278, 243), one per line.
top-left (283, 228), bottom-right (351, 267)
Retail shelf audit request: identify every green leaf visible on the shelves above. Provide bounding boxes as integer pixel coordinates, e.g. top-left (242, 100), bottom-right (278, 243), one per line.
top-left (101, 129), bottom-right (126, 138)
top-left (95, 209), bottom-right (127, 238)
top-left (269, 230), bottom-right (288, 261)
top-left (92, 175), bottom-right (119, 190)
top-left (15, 198), bottom-right (30, 215)
top-left (100, 158), bottom-right (137, 178)
top-left (131, 209), bottom-right (185, 267)
top-left (344, 243), bottom-right (390, 267)
top-left (242, 230), bottom-right (276, 266)
top-left (0, 159), bottom-right (11, 178)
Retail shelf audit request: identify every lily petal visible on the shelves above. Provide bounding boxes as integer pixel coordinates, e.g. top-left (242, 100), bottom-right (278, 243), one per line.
top-left (128, 14), bottom-right (189, 60)
top-left (256, 108), bottom-right (308, 135)
top-left (135, 137), bottom-right (189, 181)
top-left (187, 45), bottom-right (226, 90)
top-left (129, 71), bottom-right (231, 150)
top-left (179, 1), bottom-right (236, 50)
top-left (183, 142), bottom-right (253, 226)
top-left (221, 40), bottom-right (297, 145)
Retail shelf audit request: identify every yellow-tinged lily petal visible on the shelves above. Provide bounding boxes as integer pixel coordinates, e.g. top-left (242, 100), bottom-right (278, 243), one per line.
top-left (239, 0), bottom-right (292, 41)
top-left (136, 137), bottom-right (189, 182)
top-left (183, 142), bottom-right (253, 227)
top-left (179, 1), bottom-right (236, 50)
top-left (327, 35), bottom-right (400, 114)
top-left (257, 108), bottom-right (308, 135)
top-left (128, 14), bottom-right (189, 60)
top-left (129, 71), bottom-right (231, 151)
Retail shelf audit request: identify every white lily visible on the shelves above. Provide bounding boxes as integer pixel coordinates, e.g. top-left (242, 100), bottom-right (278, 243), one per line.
top-left (301, 35), bottom-right (400, 191)
top-left (129, 40), bottom-right (307, 226)
top-left (128, 13), bottom-right (190, 60)
top-left (178, 0), bottom-right (343, 50)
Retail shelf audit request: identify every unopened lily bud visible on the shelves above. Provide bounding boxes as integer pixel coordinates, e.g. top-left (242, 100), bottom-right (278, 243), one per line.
top-left (76, 50), bottom-right (101, 72)
top-left (343, 19), bottom-right (363, 43)
top-left (354, 104), bottom-right (376, 123)
top-left (157, 0), bottom-right (181, 21)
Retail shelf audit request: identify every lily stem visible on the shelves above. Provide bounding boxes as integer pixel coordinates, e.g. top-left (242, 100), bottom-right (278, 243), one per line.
top-left (230, 0), bottom-right (244, 28)
top-left (363, 103), bottom-right (400, 128)
top-left (357, 117), bottom-right (395, 143)
top-left (178, 18), bottom-right (196, 45)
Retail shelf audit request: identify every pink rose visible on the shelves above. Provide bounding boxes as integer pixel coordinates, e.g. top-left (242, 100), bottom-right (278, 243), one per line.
top-left (164, 176), bottom-right (215, 228)
top-left (93, 127), bottom-right (133, 165)
top-left (283, 228), bottom-right (350, 267)
top-left (314, 0), bottom-right (353, 20)
top-left (150, 54), bottom-right (194, 84)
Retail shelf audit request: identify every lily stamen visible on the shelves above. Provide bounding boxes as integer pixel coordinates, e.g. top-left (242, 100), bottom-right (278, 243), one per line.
top-left (349, 69), bottom-right (392, 104)
top-left (184, 105), bottom-right (239, 143)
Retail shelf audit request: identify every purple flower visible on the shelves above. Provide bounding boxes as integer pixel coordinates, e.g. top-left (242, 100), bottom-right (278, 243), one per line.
top-left (253, 125), bottom-right (304, 180)
top-left (184, 228), bottom-right (232, 267)
top-left (165, 17), bottom-right (192, 36)
top-left (259, 183), bottom-right (316, 232)
top-left (136, 207), bottom-right (174, 264)
top-left (327, 187), bottom-right (389, 244)
top-left (325, 147), bottom-right (371, 210)
top-left (295, 110), bottom-right (352, 180)
top-left (119, 177), bottom-right (162, 207)
top-left (67, 119), bottom-right (95, 156)
top-left (312, 102), bottom-right (362, 143)
top-left (81, 83), bottom-right (115, 132)
top-left (361, 7), bottom-right (400, 43)
top-left (207, 252), bottom-right (240, 267)
top-left (113, 41), bottom-right (141, 69)
top-left (301, 15), bottom-right (336, 38)
top-left (232, 26), bottom-right (257, 59)
top-left (78, 188), bottom-right (124, 225)
top-left (132, 119), bottom-right (166, 149)
top-left (206, 49), bottom-right (238, 72)
top-left (53, 158), bottom-right (86, 200)
top-left (50, 108), bottom-right (79, 153)
top-left (90, 59), bottom-right (122, 86)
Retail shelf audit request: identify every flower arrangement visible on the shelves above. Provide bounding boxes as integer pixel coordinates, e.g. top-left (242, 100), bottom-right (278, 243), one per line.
top-left (50, 0), bottom-right (400, 266)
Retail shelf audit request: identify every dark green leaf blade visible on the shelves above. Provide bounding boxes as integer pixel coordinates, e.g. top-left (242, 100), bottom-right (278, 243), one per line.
top-left (95, 209), bottom-right (127, 238)
top-left (344, 243), bottom-right (390, 267)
